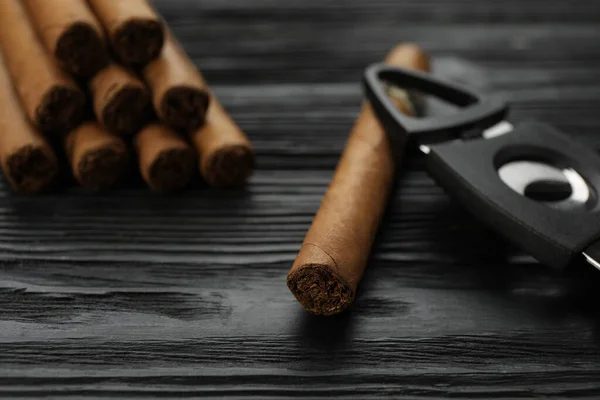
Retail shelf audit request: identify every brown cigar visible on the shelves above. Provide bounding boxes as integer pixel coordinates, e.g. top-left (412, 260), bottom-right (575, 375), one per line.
top-left (134, 124), bottom-right (196, 193)
top-left (88, 0), bottom-right (165, 67)
top-left (142, 32), bottom-right (211, 133)
top-left (0, 0), bottom-right (86, 134)
top-left (90, 63), bottom-right (152, 135)
top-left (189, 101), bottom-right (255, 187)
top-left (23, 0), bottom-right (109, 78)
top-left (0, 51), bottom-right (58, 194)
top-left (65, 122), bottom-right (130, 190)
top-left (286, 44), bottom-right (431, 316)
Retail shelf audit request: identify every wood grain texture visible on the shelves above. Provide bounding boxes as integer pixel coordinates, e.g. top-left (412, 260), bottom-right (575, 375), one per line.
top-left (1, 0), bottom-right (600, 398)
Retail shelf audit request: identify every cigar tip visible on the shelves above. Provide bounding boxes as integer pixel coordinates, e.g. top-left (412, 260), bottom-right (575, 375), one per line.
top-left (56, 22), bottom-right (110, 78)
top-left (6, 145), bottom-right (58, 194)
top-left (203, 144), bottom-right (255, 187)
top-left (103, 86), bottom-right (152, 135)
top-left (76, 144), bottom-right (129, 190)
top-left (386, 43), bottom-right (431, 72)
top-left (287, 264), bottom-right (355, 316)
top-left (148, 147), bottom-right (196, 193)
top-left (161, 86), bottom-right (211, 133)
top-left (114, 18), bottom-right (165, 66)
top-left (37, 86), bottom-right (86, 134)
top-left (390, 42), bottom-right (424, 53)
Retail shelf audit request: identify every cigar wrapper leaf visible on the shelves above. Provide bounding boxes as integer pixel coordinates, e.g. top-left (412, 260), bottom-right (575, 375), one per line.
top-left (65, 122), bottom-right (130, 190)
top-left (287, 44), bottom-right (431, 316)
top-left (0, 0), bottom-right (86, 134)
top-left (189, 101), bottom-right (256, 188)
top-left (23, 0), bottom-right (110, 78)
top-left (88, 0), bottom-right (165, 67)
top-left (90, 63), bottom-right (153, 136)
top-left (0, 50), bottom-right (58, 194)
top-left (134, 124), bottom-right (196, 193)
top-left (142, 32), bottom-right (211, 133)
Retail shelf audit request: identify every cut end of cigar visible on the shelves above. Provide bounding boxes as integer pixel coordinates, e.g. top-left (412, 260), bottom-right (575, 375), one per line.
top-left (203, 144), bottom-right (255, 187)
top-left (114, 18), bottom-right (165, 66)
top-left (148, 147), bottom-right (195, 193)
top-left (37, 86), bottom-right (86, 134)
top-left (103, 86), bottom-right (152, 135)
top-left (6, 145), bottom-right (58, 194)
top-left (76, 145), bottom-right (129, 190)
top-left (56, 22), bottom-right (110, 78)
top-left (161, 86), bottom-right (210, 132)
top-left (386, 43), bottom-right (431, 72)
top-left (287, 264), bottom-right (355, 316)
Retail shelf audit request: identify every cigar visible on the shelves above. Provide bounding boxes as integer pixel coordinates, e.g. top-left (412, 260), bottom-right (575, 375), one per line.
top-left (23, 0), bottom-right (109, 78)
top-left (142, 32), bottom-right (211, 133)
top-left (286, 44), bottom-right (431, 316)
top-left (65, 122), bottom-right (130, 190)
top-left (90, 63), bottom-right (152, 135)
top-left (88, 0), bottom-right (165, 67)
top-left (134, 124), bottom-right (196, 193)
top-left (0, 51), bottom-right (58, 194)
top-left (189, 101), bottom-right (255, 187)
top-left (0, 0), bottom-right (86, 134)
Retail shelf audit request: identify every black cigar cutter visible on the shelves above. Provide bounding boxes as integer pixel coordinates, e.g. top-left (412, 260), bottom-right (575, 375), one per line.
top-left (363, 63), bottom-right (600, 272)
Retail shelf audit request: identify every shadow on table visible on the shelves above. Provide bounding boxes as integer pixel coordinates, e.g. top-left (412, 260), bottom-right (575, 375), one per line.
top-left (290, 308), bottom-right (358, 371)
top-left (562, 264), bottom-right (600, 340)
top-left (295, 309), bottom-right (355, 348)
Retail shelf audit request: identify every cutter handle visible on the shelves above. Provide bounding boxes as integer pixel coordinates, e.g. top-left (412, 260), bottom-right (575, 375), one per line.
top-left (363, 63), bottom-right (508, 144)
top-left (426, 121), bottom-right (600, 271)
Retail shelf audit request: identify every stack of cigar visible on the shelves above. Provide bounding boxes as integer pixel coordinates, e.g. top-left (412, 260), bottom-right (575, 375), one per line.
top-left (0, 0), bottom-right (254, 194)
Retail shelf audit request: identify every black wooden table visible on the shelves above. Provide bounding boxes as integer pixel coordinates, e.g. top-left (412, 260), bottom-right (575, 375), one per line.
top-left (2, 0), bottom-right (600, 398)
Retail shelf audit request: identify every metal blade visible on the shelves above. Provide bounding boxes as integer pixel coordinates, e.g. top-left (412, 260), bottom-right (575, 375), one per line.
top-left (483, 121), bottom-right (514, 139)
top-left (583, 241), bottom-right (600, 272)
top-left (419, 120), bottom-right (514, 154)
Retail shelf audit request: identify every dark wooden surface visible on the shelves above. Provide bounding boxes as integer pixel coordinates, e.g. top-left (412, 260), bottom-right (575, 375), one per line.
top-left (2, 0), bottom-right (600, 398)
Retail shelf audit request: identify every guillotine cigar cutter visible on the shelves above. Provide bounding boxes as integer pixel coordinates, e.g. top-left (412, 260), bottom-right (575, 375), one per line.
top-left (364, 63), bottom-right (600, 272)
